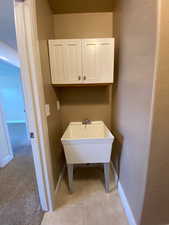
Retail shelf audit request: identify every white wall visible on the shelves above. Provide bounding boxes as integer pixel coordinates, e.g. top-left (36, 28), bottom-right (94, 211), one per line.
top-left (0, 104), bottom-right (13, 167)
top-left (0, 60), bottom-right (25, 123)
top-left (0, 42), bottom-right (20, 67)
top-left (0, 0), bottom-right (17, 49)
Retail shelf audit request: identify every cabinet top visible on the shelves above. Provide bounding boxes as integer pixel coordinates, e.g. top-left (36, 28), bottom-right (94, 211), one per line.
top-left (48, 38), bottom-right (115, 42)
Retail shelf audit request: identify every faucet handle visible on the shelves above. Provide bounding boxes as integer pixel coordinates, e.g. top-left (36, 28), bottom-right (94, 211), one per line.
top-left (82, 119), bottom-right (91, 125)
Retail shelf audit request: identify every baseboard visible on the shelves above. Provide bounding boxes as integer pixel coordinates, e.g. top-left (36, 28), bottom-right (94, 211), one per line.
top-left (110, 161), bottom-right (137, 225)
top-left (118, 182), bottom-right (137, 225)
top-left (55, 164), bottom-right (66, 196)
top-left (110, 161), bottom-right (119, 187)
top-left (0, 154), bottom-right (13, 168)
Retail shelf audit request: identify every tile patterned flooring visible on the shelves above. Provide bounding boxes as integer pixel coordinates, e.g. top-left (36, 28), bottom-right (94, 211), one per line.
top-left (41, 166), bottom-right (129, 225)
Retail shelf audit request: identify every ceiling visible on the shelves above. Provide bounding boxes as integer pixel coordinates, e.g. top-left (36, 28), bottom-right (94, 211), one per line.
top-left (0, 42), bottom-right (20, 67)
top-left (48, 0), bottom-right (113, 14)
top-left (0, 0), bottom-right (17, 49)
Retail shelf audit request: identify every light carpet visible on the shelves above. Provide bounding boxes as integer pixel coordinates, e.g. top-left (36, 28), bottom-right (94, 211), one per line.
top-left (0, 145), bottom-right (44, 225)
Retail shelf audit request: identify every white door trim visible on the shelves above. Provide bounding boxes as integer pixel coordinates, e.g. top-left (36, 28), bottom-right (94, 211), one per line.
top-left (0, 104), bottom-right (14, 168)
top-left (14, 0), bottom-right (56, 211)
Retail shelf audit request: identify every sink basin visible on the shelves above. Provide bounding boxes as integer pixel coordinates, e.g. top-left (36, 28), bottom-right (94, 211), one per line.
top-left (61, 121), bottom-right (114, 164)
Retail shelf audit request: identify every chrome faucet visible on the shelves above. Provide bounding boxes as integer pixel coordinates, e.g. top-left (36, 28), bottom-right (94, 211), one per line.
top-left (82, 119), bottom-right (92, 125)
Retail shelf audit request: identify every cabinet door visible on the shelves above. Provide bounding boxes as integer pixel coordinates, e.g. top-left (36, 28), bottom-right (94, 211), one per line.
top-left (64, 40), bottom-right (82, 84)
top-left (49, 40), bottom-right (66, 84)
top-left (82, 39), bottom-right (114, 84)
top-left (49, 40), bottom-right (82, 84)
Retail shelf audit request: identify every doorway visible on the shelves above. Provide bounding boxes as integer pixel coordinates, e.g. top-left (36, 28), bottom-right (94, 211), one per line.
top-left (0, 50), bottom-right (44, 225)
top-left (0, 59), bottom-right (28, 153)
top-left (0, 0), bottom-right (47, 224)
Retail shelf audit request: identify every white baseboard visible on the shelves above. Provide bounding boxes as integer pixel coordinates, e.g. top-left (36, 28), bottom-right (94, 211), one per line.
top-left (55, 164), bottom-right (66, 196)
top-left (0, 154), bottom-right (13, 168)
top-left (110, 161), bottom-right (119, 187)
top-left (118, 182), bottom-right (137, 225)
top-left (110, 161), bottom-right (137, 225)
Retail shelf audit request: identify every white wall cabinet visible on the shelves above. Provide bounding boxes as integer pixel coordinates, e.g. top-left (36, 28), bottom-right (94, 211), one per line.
top-left (49, 38), bottom-right (114, 85)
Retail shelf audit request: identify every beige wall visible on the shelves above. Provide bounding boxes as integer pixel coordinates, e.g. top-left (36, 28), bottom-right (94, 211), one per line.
top-left (54, 12), bottom-right (113, 129)
top-left (141, 1), bottom-right (169, 224)
top-left (36, 0), bottom-right (63, 186)
top-left (48, 0), bottom-right (113, 14)
top-left (54, 12), bottom-right (113, 38)
top-left (112, 0), bottom-right (157, 224)
top-left (59, 86), bottom-right (112, 130)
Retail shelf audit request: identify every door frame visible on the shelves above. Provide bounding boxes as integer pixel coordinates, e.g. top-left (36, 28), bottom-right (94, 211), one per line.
top-left (14, 0), bottom-right (56, 211)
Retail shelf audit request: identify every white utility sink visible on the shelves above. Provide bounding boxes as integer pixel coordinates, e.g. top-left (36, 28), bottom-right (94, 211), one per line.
top-left (61, 121), bottom-right (115, 193)
top-left (61, 121), bottom-right (114, 164)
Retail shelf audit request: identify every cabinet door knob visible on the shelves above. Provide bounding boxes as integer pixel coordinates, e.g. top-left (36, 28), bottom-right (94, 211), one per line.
top-left (83, 76), bottom-right (86, 80)
top-left (78, 76), bottom-right (81, 80)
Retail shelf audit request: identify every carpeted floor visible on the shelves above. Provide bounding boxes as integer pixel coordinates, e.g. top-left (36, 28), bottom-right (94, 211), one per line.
top-left (0, 144), bottom-right (44, 225)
